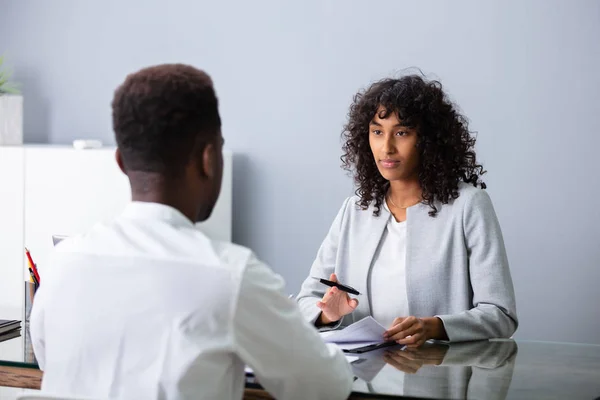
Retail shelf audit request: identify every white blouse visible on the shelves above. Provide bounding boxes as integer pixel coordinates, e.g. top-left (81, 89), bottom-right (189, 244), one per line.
top-left (368, 200), bottom-right (410, 328)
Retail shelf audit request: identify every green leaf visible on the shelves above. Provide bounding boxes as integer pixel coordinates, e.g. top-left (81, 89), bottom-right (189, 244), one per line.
top-left (0, 54), bottom-right (19, 94)
top-left (4, 87), bottom-right (20, 94)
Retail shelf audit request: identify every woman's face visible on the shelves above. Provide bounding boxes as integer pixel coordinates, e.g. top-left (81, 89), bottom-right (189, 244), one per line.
top-left (368, 106), bottom-right (419, 182)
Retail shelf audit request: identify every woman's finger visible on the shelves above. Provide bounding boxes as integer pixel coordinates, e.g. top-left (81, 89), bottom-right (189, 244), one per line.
top-left (384, 324), bottom-right (405, 339)
top-left (397, 331), bottom-right (425, 346)
top-left (388, 322), bottom-right (423, 342)
top-left (322, 287), bottom-right (337, 301)
top-left (385, 317), bottom-right (417, 339)
top-left (396, 335), bottom-right (421, 346)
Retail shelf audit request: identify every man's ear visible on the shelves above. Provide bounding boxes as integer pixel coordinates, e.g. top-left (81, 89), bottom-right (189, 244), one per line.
top-left (201, 142), bottom-right (217, 179)
top-left (115, 148), bottom-right (126, 174)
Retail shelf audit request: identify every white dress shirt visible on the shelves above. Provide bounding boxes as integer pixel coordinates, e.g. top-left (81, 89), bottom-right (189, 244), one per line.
top-left (368, 200), bottom-right (410, 328)
top-left (30, 202), bottom-right (352, 400)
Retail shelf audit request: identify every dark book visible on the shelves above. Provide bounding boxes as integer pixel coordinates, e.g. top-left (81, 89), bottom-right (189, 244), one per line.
top-left (0, 320), bottom-right (21, 336)
top-left (0, 327), bottom-right (21, 343)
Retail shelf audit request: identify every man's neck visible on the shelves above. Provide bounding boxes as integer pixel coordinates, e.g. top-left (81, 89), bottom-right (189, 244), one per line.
top-left (128, 172), bottom-right (197, 222)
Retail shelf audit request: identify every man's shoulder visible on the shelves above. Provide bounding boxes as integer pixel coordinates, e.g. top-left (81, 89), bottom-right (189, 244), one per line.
top-left (51, 219), bottom-right (259, 276)
top-left (210, 240), bottom-right (254, 270)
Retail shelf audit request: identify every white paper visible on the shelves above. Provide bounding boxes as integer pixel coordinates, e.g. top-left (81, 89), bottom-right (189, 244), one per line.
top-left (320, 316), bottom-right (387, 344)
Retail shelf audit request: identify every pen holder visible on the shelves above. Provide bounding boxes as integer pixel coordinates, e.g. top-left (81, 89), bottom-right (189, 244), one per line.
top-left (24, 281), bottom-right (38, 325)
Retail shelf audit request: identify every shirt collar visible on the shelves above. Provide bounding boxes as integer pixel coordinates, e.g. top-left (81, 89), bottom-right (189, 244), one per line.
top-left (121, 202), bottom-right (196, 228)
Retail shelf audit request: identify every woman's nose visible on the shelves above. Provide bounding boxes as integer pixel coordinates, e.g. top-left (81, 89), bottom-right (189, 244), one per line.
top-left (382, 134), bottom-right (395, 154)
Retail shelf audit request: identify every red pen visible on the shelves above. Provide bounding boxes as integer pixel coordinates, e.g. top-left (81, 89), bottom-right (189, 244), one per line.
top-left (25, 248), bottom-right (41, 284)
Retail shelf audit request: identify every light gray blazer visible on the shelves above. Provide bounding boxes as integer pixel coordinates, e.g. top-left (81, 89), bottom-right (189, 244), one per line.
top-left (297, 182), bottom-right (518, 342)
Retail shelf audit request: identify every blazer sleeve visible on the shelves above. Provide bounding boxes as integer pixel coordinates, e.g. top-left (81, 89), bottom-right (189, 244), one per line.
top-left (436, 190), bottom-right (518, 341)
top-left (296, 198), bottom-right (351, 325)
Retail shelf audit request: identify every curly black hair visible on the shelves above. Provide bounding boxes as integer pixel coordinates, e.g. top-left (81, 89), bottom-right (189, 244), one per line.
top-left (341, 75), bottom-right (486, 217)
top-left (112, 63), bottom-right (221, 177)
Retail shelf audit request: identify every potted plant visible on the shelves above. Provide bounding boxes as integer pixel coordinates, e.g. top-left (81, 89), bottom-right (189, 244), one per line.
top-left (0, 54), bottom-right (23, 145)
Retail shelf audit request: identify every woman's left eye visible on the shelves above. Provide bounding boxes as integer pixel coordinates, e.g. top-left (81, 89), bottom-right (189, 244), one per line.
top-left (396, 131), bottom-right (407, 136)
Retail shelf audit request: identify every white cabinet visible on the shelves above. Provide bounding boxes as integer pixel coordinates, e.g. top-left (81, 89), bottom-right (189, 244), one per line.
top-left (0, 146), bottom-right (232, 320)
top-left (23, 147), bottom-right (132, 281)
top-left (0, 147), bottom-right (25, 320)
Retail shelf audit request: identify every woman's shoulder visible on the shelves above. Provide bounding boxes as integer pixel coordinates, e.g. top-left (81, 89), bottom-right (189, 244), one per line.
top-left (454, 182), bottom-right (495, 213)
top-left (457, 181), bottom-right (484, 197)
top-left (420, 182), bottom-right (494, 219)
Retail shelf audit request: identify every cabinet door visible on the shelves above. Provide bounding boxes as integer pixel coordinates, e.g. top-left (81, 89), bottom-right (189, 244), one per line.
top-left (24, 147), bottom-right (130, 273)
top-left (23, 146), bottom-right (232, 276)
top-left (0, 147), bottom-right (25, 320)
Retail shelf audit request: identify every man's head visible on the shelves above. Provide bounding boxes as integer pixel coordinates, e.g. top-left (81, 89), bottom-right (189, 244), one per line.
top-left (112, 64), bottom-right (223, 222)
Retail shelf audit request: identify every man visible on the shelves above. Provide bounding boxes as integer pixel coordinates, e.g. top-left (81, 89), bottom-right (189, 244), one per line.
top-left (30, 64), bottom-right (352, 400)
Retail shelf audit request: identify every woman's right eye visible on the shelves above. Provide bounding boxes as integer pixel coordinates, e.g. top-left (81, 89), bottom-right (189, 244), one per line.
top-left (372, 130), bottom-right (382, 135)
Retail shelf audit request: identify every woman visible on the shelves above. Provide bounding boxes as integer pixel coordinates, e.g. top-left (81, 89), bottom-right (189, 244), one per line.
top-left (297, 75), bottom-right (517, 347)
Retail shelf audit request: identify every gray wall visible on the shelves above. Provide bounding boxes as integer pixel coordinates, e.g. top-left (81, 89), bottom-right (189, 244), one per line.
top-left (1, 0), bottom-right (599, 344)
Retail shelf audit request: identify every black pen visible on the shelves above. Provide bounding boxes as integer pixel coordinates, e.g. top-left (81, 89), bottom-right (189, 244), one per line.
top-left (312, 277), bottom-right (360, 295)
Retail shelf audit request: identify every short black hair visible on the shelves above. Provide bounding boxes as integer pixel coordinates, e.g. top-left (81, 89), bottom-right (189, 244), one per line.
top-left (112, 63), bottom-right (221, 177)
top-left (342, 75), bottom-right (486, 217)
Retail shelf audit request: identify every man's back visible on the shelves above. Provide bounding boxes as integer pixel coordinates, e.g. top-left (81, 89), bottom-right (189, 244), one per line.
top-left (30, 202), bottom-right (352, 400)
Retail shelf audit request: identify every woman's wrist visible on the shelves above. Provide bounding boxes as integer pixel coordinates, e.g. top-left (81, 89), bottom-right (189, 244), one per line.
top-left (422, 317), bottom-right (448, 341)
top-left (316, 312), bottom-right (340, 327)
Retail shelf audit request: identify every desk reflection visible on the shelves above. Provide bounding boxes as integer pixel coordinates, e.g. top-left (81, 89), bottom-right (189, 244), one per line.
top-left (351, 340), bottom-right (517, 399)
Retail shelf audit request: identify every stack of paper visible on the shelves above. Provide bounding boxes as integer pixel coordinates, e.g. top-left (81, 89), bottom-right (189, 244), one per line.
top-left (0, 319), bottom-right (21, 343)
top-left (320, 316), bottom-right (388, 351)
top-left (321, 317), bottom-right (409, 382)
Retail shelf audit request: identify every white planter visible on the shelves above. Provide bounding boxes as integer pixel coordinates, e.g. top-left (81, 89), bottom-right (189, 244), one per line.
top-left (0, 95), bottom-right (23, 145)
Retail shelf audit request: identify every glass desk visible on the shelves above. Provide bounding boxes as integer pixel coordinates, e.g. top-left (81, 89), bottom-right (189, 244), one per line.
top-left (1, 323), bottom-right (599, 399)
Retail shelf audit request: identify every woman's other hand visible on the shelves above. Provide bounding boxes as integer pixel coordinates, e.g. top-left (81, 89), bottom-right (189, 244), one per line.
top-left (384, 316), bottom-right (448, 348)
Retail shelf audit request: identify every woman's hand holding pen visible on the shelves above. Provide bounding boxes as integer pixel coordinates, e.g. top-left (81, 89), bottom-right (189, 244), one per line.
top-left (316, 273), bottom-right (359, 325)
